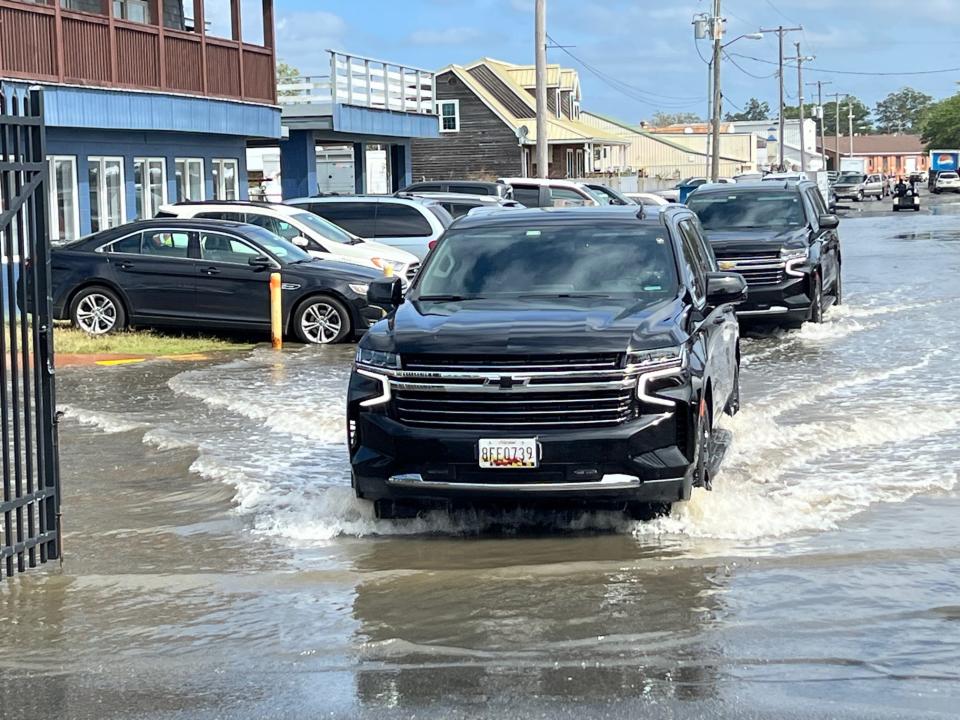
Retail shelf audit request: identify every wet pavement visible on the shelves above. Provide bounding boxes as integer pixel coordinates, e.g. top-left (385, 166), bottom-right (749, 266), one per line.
top-left (2, 211), bottom-right (960, 719)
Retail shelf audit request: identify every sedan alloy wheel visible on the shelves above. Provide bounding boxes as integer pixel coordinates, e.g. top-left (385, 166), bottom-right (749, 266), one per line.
top-left (294, 296), bottom-right (351, 344)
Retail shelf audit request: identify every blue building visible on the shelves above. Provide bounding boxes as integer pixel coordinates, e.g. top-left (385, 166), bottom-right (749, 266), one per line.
top-left (0, 0), bottom-right (281, 241)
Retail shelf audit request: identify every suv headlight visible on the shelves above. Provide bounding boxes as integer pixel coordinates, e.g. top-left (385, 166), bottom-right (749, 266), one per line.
top-left (782, 246), bottom-right (809, 277)
top-left (371, 257), bottom-right (405, 273)
top-left (628, 346), bottom-right (685, 408)
top-left (355, 348), bottom-right (401, 370)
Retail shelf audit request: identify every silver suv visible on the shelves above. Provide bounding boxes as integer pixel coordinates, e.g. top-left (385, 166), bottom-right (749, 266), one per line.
top-left (833, 172), bottom-right (883, 202)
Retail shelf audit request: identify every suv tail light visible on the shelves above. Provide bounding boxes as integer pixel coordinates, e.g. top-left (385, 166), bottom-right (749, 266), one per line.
top-left (427, 239), bottom-right (438, 252)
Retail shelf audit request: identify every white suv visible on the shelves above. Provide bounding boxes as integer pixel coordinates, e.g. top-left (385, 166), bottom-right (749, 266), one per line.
top-left (934, 172), bottom-right (960, 193)
top-left (497, 177), bottom-right (600, 208)
top-left (157, 202), bottom-right (420, 282)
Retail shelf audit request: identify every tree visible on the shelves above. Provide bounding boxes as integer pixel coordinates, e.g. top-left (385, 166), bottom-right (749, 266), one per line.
top-left (874, 87), bottom-right (934, 134)
top-left (785, 97), bottom-right (873, 135)
top-left (276, 60), bottom-right (302, 97)
top-left (921, 94), bottom-right (960, 149)
top-left (649, 111), bottom-right (703, 127)
top-left (724, 97), bottom-right (770, 122)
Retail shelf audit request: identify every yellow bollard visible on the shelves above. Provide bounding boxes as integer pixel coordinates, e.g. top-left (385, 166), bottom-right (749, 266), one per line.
top-left (270, 272), bottom-right (282, 350)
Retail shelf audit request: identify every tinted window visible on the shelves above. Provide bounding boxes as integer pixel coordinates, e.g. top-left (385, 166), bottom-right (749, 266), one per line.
top-left (511, 186), bottom-right (542, 207)
top-left (375, 204), bottom-right (432, 237)
top-left (310, 202), bottom-right (377, 237)
top-left (141, 230), bottom-right (191, 258)
top-left (416, 225), bottom-right (678, 300)
top-left (806, 187), bottom-right (827, 217)
top-left (686, 190), bottom-right (806, 230)
top-left (199, 231), bottom-right (259, 264)
top-left (426, 203), bottom-right (454, 228)
top-left (246, 213), bottom-right (302, 243)
top-left (450, 184), bottom-right (490, 195)
top-left (446, 202), bottom-right (480, 218)
top-left (109, 233), bottom-right (142, 254)
top-left (406, 183), bottom-right (443, 192)
top-left (196, 211), bottom-right (244, 222)
top-left (679, 220), bottom-right (715, 273)
top-left (677, 226), bottom-right (706, 304)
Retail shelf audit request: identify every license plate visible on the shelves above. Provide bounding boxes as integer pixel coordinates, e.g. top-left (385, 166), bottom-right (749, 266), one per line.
top-left (478, 438), bottom-right (539, 469)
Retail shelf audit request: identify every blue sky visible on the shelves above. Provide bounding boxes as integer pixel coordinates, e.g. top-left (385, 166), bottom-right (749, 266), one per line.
top-left (275, 0), bottom-right (960, 125)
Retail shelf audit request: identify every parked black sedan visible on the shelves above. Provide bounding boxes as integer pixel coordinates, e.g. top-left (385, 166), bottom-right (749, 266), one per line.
top-left (51, 219), bottom-right (384, 343)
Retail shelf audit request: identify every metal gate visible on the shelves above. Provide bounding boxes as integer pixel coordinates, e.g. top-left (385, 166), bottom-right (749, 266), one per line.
top-left (0, 85), bottom-right (61, 579)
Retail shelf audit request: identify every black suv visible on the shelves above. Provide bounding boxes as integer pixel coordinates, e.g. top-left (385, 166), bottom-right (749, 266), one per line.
top-left (347, 206), bottom-right (746, 519)
top-left (398, 180), bottom-right (513, 199)
top-left (686, 179), bottom-right (841, 327)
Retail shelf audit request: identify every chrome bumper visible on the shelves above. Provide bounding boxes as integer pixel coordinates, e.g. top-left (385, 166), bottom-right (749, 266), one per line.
top-left (386, 473), bottom-right (681, 493)
top-left (736, 305), bottom-right (790, 317)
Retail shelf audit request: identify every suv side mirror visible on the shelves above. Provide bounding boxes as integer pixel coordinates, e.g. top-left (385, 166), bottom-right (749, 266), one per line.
top-left (368, 276), bottom-right (403, 308)
top-left (248, 255), bottom-right (273, 270)
top-left (291, 236), bottom-right (310, 248)
top-left (818, 213), bottom-right (839, 229)
top-left (706, 271), bottom-right (748, 307)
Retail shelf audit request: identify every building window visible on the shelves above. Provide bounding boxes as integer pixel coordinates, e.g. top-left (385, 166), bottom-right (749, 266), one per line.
top-left (48, 156), bottom-right (79, 243)
top-left (134, 157), bottom-right (167, 219)
top-left (212, 158), bottom-right (239, 200)
top-left (88, 157), bottom-right (125, 232)
top-left (113, 0), bottom-right (150, 23)
top-left (437, 100), bottom-right (460, 133)
top-left (175, 158), bottom-right (204, 201)
top-left (566, 149), bottom-right (574, 178)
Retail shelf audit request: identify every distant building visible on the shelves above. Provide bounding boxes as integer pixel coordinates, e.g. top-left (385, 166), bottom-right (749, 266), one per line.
top-left (725, 119), bottom-right (822, 171)
top-left (818, 134), bottom-right (927, 175)
top-left (410, 58), bottom-right (628, 181)
top-left (0, 0), bottom-right (281, 240)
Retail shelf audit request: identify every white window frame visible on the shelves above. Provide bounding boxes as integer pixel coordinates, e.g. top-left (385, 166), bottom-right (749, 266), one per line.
top-left (212, 158), bottom-right (239, 201)
top-left (134, 157), bottom-right (167, 220)
top-left (436, 99), bottom-right (460, 133)
top-left (566, 149), bottom-right (575, 178)
top-left (47, 155), bottom-right (79, 242)
top-left (175, 158), bottom-right (205, 202)
top-left (88, 156), bottom-right (126, 232)
top-left (554, 88), bottom-right (561, 118)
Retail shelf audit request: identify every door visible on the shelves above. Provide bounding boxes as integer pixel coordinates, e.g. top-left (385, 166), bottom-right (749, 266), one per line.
top-left (805, 188), bottom-right (840, 292)
top-left (678, 220), bottom-right (734, 418)
top-left (108, 229), bottom-right (200, 319)
top-left (194, 230), bottom-right (271, 324)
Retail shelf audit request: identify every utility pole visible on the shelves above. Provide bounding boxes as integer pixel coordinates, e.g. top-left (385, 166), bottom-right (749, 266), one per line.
top-left (827, 92), bottom-right (845, 171)
top-left (848, 97), bottom-right (854, 159)
top-left (759, 25), bottom-right (802, 171)
top-left (807, 79), bottom-right (832, 170)
top-left (785, 42), bottom-right (814, 172)
top-left (709, 0), bottom-right (723, 182)
top-left (535, 0), bottom-right (548, 178)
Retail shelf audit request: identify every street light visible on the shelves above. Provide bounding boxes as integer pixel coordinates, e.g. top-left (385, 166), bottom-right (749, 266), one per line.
top-left (706, 31), bottom-right (763, 179)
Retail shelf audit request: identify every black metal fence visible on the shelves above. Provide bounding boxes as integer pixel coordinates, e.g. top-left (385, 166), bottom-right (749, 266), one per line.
top-left (0, 85), bottom-right (61, 579)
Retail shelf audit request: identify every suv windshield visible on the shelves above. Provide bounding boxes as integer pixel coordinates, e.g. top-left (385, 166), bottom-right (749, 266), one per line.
top-left (837, 173), bottom-right (864, 183)
top-left (290, 210), bottom-right (357, 244)
top-left (243, 226), bottom-right (312, 262)
top-left (686, 190), bottom-right (806, 230)
top-left (414, 224), bottom-right (678, 300)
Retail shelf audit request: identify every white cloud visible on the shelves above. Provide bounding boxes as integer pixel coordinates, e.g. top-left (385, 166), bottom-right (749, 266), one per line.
top-left (407, 26), bottom-right (483, 46)
top-left (275, 11), bottom-right (347, 73)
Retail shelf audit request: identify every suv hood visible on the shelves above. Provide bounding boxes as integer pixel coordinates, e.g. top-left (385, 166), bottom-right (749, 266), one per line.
top-left (365, 296), bottom-right (684, 355)
top-left (703, 226), bottom-right (809, 253)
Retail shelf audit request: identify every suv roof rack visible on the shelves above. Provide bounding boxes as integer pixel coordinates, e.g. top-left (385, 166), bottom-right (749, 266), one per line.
top-left (172, 200), bottom-right (279, 208)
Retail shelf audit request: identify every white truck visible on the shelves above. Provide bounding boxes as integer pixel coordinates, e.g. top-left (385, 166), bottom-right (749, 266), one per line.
top-left (839, 157), bottom-right (867, 174)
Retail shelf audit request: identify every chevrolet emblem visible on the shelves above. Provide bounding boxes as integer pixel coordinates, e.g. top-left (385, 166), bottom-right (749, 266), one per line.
top-left (718, 260), bottom-right (737, 271)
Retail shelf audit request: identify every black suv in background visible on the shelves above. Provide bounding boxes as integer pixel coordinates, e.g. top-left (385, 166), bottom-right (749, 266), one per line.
top-left (398, 180), bottom-right (513, 199)
top-left (686, 180), bottom-right (841, 327)
top-left (347, 206), bottom-right (746, 519)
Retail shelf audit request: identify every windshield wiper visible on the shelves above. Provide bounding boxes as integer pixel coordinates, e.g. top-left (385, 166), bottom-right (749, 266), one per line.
top-left (348, 237), bottom-right (365, 245)
top-left (415, 294), bottom-right (480, 301)
top-left (519, 292), bottom-right (613, 298)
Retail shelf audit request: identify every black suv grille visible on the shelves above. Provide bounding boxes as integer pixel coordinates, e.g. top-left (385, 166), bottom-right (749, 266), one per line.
top-left (393, 354), bottom-right (633, 429)
top-left (715, 250), bottom-right (785, 286)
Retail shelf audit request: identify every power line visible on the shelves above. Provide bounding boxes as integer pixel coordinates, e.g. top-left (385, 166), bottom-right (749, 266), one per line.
top-left (722, 49), bottom-right (776, 79)
top-left (727, 52), bottom-right (960, 76)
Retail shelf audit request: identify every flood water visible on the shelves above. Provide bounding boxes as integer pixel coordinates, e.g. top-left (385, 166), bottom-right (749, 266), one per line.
top-left (2, 213), bottom-right (960, 719)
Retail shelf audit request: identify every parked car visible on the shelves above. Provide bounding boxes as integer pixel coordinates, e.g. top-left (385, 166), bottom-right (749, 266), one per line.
top-left (583, 183), bottom-right (636, 206)
top-left (51, 219), bottom-right (383, 343)
top-left (933, 171), bottom-right (960, 193)
top-left (657, 177), bottom-right (734, 203)
top-left (832, 171), bottom-right (882, 201)
top-left (286, 196), bottom-right (454, 259)
top-left (686, 179), bottom-right (841, 328)
top-left (157, 201), bottom-right (420, 284)
top-left (348, 206), bottom-right (745, 520)
top-left (396, 192), bottom-right (523, 218)
top-left (398, 180), bottom-right (513, 199)
top-left (734, 172), bottom-right (764, 182)
top-left (624, 192), bottom-right (670, 208)
top-left (497, 178), bottom-right (600, 208)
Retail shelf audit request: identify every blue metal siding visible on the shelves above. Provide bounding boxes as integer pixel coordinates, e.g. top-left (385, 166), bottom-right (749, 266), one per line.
top-left (4, 81), bottom-right (280, 139)
top-left (332, 104), bottom-right (440, 139)
top-left (47, 128), bottom-right (249, 235)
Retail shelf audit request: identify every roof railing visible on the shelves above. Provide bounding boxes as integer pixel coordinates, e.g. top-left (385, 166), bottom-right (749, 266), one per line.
top-left (277, 50), bottom-right (436, 115)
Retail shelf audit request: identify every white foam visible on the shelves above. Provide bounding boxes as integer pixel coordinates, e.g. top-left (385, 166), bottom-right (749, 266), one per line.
top-left (60, 403), bottom-right (148, 434)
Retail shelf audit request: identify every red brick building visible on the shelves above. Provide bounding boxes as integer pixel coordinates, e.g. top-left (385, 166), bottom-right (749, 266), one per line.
top-left (818, 135), bottom-right (927, 175)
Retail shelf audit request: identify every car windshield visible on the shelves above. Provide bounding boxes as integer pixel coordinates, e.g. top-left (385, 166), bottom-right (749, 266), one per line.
top-left (414, 224), bottom-right (679, 300)
top-left (586, 187), bottom-right (614, 205)
top-left (686, 190), bottom-right (806, 230)
top-left (242, 226), bottom-right (312, 262)
top-left (290, 210), bottom-right (357, 244)
top-left (838, 173), bottom-right (864, 183)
